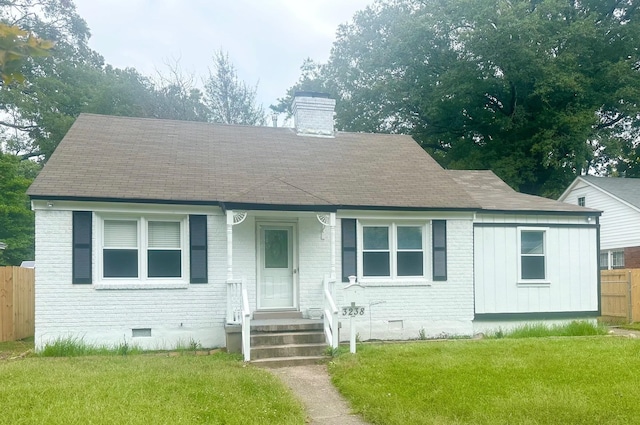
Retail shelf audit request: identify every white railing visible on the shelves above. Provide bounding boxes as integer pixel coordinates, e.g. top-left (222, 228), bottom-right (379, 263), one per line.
top-left (323, 277), bottom-right (339, 349)
top-left (226, 279), bottom-right (243, 324)
top-left (241, 287), bottom-right (251, 361)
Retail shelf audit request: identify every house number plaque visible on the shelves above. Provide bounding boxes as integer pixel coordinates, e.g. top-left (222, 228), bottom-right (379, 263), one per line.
top-left (342, 302), bottom-right (365, 317)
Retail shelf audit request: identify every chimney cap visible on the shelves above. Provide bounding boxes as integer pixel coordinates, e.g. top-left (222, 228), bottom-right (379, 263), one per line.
top-left (294, 91), bottom-right (332, 99)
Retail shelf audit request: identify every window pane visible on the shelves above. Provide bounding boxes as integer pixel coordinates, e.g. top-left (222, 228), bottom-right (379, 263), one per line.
top-left (397, 227), bottom-right (422, 250)
top-left (397, 252), bottom-right (423, 276)
top-left (363, 227), bottom-right (389, 250)
top-left (363, 252), bottom-right (390, 276)
top-left (104, 249), bottom-right (138, 277)
top-left (599, 252), bottom-right (609, 270)
top-left (149, 221), bottom-right (180, 248)
top-left (104, 220), bottom-right (137, 247)
top-left (148, 250), bottom-right (181, 277)
top-left (521, 231), bottom-right (544, 255)
top-left (612, 251), bottom-right (625, 268)
top-left (265, 229), bottom-right (288, 268)
top-left (521, 256), bottom-right (545, 279)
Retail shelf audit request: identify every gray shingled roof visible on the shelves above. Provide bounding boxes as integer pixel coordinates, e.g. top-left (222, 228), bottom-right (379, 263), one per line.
top-left (27, 114), bottom-right (594, 214)
top-left (28, 114), bottom-right (478, 209)
top-left (447, 170), bottom-right (599, 213)
top-left (580, 176), bottom-right (640, 209)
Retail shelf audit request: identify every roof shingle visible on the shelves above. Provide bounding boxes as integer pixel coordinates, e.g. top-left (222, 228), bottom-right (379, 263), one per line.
top-left (27, 114), bottom-right (594, 214)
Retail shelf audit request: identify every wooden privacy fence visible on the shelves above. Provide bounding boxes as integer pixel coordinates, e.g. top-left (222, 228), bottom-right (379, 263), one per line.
top-left (0, 266), bottom-right (35, 342)
top-left (601, 269), bottom-right (640, 323)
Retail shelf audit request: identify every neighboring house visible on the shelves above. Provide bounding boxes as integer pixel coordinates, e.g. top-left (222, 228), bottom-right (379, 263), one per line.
top-left (28, 93), bottom-right (600, 352)
top-left (559, 176), bottom-right (640, 270)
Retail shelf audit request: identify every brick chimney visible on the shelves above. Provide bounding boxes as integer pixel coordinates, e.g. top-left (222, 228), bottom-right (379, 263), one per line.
top-left (292, 92), bottom-right (336, 137)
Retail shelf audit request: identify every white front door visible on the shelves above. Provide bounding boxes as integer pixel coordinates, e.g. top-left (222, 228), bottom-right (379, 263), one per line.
top-left (258, 224), bottom-right (296, 309)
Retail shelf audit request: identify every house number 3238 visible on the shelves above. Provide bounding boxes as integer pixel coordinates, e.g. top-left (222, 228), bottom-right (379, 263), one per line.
top-left (342, 306), bottom-right (365, 317)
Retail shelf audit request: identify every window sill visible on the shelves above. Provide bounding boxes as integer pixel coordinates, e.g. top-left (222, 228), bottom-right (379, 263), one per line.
top-left (517, 281), bottom-right (551, 288)
top-left (356, 279), bottom-right (432, 287)
top-left (93, 282), bottom-right (189, 290)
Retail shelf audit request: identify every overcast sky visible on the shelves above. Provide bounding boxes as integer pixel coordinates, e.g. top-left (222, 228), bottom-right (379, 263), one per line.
top-left (73, 0), bottom-right (373, 114)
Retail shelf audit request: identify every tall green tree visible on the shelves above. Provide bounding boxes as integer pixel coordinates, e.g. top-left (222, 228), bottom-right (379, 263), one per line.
top-left (0, 152), bottom-right (36, 265)
top-left (203, 50), bottom-right (266, 125)
top-left (284, 0), bottom-right (640, 196)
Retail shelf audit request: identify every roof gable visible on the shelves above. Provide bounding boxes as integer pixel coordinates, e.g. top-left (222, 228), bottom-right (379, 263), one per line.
top-left (577, 176), bottom-right (640, 211)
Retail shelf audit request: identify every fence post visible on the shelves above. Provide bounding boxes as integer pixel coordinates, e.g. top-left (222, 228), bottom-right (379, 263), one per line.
top-left (627, 270), bottom-right (633, 323)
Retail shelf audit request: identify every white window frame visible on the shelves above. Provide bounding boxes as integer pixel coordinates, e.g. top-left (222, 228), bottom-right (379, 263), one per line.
top-left (577, 196), bottom-right (585, 207)
top-left (357, 221), bottom-right (428, 283)
top-left (517, 227), bottom-right (549, 284)
top-left (97, 214), bottom-right (188, 285)
top-left (612, 250), bottom-right (625, 269)
top-left (600, 250), bottom-right (626, 270)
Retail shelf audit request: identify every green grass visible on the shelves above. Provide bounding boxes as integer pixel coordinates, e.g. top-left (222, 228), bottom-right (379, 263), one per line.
top-left (619, 322), bottom-right (640, 331)
top-left (487, 320), bottom-right (608, 339)
top-left (0, 337), bottom-right (34, 359)
top-left (38, 336), bottom-right (146, 357)
top-left (329, 337), bottom-right (640, 425)
top-left (0, 352), bottom-right (305, 424)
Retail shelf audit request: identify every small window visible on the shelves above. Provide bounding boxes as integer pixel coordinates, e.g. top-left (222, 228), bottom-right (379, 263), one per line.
top-left (103, 220), bottom-right (139, 278)
top-left (600, 252), bottom-right (609, 270)
top-left (148, 221), bottom-right (181, 277)
top-left (520, 230), bottom-right (546, 280)
top-left (397, 226), bottom-right (423, 276)
top-left (363, 226), bottom-right (390, 277)
top-left (612, 251), bottom-right (625, 269)
top-left (578, 196), bottom-right (585, 207)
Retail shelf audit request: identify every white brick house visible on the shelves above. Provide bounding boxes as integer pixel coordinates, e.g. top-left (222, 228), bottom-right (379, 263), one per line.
top-left (28, 93), bottom-right (601, 353)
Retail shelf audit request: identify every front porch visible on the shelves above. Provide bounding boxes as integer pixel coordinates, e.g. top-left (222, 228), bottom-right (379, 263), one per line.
top-left (222, 209), bottom-right (340, 362)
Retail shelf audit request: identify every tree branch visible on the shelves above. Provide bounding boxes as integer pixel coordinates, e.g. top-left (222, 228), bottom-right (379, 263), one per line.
top-left (0, 120), bottom-right (38, 131)
top-left (596, 114), bottom-right (626, 129)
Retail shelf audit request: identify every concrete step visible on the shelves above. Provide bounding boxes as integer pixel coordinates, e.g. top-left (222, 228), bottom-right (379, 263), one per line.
top-left (251, 331), bottom-right (326, 347)
top-left (251, 342), bottom-right (327, 360)
top-left (251, 355), bottom-right (327, 368)
top-left (251, 321), bottom-right (323, 333)
top-left (253, 311), bottom-right (303, 320)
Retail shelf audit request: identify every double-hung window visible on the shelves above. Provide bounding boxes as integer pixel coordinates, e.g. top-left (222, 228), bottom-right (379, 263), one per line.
top-left (101, 216), bottom-right (186, 281)
top-left (360, 223), bottom-right (425, 279)
top-left (519, 229), bottom-right (546, 281)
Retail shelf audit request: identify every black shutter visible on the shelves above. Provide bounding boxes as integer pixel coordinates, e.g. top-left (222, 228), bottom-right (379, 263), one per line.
top-left (189, 215), bottom-right (208, 283)
top-left (432, 220), bottom-right (447, 281)
top-left (72, 211), bottom-right (92, 284)
top-left (341, 219), bottom-right (357, 282)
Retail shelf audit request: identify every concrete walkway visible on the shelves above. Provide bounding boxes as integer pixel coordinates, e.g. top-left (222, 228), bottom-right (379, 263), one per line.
top-left (271, 364), bottom-right (370, 425)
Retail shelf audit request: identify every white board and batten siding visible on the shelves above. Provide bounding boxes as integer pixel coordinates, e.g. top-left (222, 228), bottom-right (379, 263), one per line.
top-left (560, 181), bottom-right (640, 250)
top-left (473, 213), bottom-right (598, 332)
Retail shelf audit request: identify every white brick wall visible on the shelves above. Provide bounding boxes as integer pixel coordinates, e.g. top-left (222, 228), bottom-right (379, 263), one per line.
top-left (35, 203), bottom-right (476, 350)
top-left (292, 96), bottom-right (336, 136)
top-left (35, 206), bottom-right (229, 350)
top-left (334, 218), bottom-right (475, 340)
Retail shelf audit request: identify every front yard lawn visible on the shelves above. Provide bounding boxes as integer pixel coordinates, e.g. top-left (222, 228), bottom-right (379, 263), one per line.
top-left (329, 337), bottom-right (640, 425)
top-left (0, 353), bottom-right (305, 425)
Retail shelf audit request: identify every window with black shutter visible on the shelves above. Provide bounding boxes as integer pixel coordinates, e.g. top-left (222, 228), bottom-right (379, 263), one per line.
top-left (341, 219), bottom-right (357, 282)
top-left (432, 220), bottom-right (447, 281)
top-left (189, 215), bottom-right (208, 283)
top-left (72, 211), bottom-right (92, 284)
